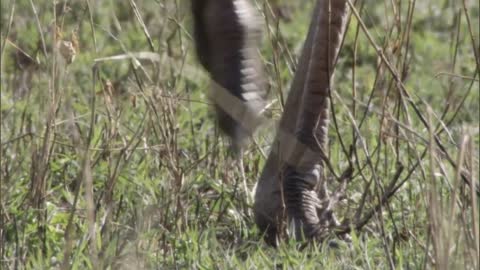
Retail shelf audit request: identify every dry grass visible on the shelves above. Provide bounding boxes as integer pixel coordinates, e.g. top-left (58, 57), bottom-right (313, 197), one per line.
top-left (1, 0), bottom-right (478, 269)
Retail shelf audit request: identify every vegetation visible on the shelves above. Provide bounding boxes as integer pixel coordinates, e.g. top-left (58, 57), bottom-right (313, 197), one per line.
top-left (1, 0), bottom-right (478, 269)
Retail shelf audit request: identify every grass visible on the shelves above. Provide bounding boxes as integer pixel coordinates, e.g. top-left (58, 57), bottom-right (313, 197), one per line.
top-left (1, 0), bottom-right (479, 269)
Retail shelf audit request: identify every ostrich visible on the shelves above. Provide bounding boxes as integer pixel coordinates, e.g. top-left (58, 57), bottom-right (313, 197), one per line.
top-left (192, 0), bottom-right (350, 245)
